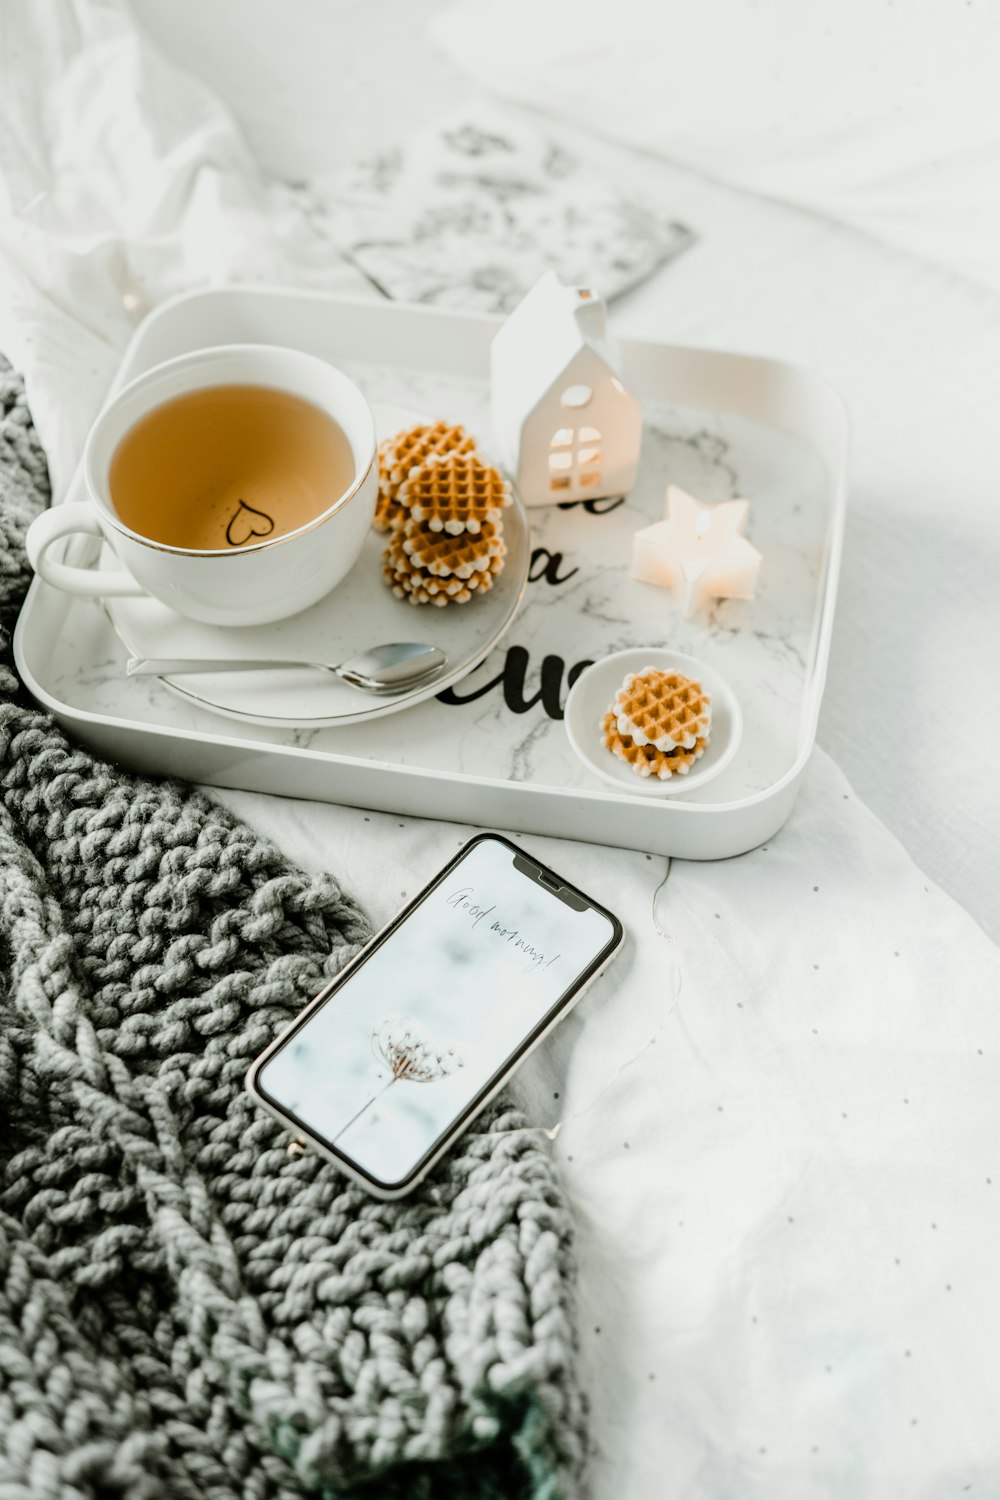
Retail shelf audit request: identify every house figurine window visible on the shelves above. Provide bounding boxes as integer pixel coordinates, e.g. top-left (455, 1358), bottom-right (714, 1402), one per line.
top-left (490, 272), bottom-right (642, 509)
top-left (549, 415), bottom-right (604, 493)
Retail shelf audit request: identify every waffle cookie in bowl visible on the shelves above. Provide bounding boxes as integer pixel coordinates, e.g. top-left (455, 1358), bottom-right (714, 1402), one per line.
top-left (612, 667), bottom-right (711, 754)
top-left (564, 649), bottom-right (744, 796)
top-left (601, 709), bottom-right (709, 780)
top-left (605, 667), bottom-right (712, 780)
top-left (373, 421), bottom-right (477, 533)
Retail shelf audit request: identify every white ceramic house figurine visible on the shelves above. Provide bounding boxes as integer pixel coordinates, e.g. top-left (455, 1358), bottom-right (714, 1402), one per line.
top-left (490, 271), bottom-right (642, 508)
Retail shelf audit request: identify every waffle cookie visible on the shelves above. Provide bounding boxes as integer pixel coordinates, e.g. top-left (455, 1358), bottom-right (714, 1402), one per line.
top-left (373, 443), bottom-right (405, 534)
top-left (386, 421), bottom-right (477, 493)
top-left (612, 667), bottom-right (711, 752)
top-left (601, 710), bottom-right (708, 780)
top-left (401, 515), bottom-right (505, 578)
top-left (384, 525), bottom-right (507, 607)
top-left (379, 427), bottom-right (512, 606)
top-left (373, 422), bottom-right (477, 534)
top-left (398, 451), bottom-right (512, 535)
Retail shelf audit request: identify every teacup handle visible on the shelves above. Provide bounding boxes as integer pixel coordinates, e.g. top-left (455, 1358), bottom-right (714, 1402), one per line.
top-left (26, 504), bottom-right (146, 598)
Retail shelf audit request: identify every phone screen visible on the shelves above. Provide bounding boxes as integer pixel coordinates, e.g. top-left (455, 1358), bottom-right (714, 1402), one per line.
top-left (252, 835), bottom-right (619, 1192)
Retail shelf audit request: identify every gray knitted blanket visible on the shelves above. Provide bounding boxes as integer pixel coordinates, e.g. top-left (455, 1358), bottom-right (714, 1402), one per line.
top-left (0, 362), bottom-right (584, 1499)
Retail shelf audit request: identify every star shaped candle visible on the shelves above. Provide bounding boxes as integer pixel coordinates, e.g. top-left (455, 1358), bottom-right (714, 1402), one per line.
top-left (631, 484), bottom-right (762, 618)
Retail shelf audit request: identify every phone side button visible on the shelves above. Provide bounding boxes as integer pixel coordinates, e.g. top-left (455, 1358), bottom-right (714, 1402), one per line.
top-left (568, 959), bottom-right (612, 1011)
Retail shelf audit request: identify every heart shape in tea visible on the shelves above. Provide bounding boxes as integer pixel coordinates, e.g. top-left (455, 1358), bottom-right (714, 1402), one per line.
top-left (226, 499), bottom-right (276, 547)
top-left (109, 385), bottom-right (357, 551)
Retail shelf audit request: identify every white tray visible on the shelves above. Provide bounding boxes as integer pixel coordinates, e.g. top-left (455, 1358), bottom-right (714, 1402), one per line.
top-left (15, 287), bottom-right (848, 860)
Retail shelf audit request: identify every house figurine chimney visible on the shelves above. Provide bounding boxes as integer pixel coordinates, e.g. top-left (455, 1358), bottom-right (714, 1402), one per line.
top-left (490, 271), bottom-right (643, 509)
top-left (572, 286), bottom-right (605, 339)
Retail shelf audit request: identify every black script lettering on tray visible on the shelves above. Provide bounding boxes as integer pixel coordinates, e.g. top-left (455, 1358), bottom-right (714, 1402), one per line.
top-left (226, 499), bottom-right (276, 546)
top-left (437, 645), bottom-right (594, 722)
top-left (556, 494), bottom-right (625, 515)
top-left (528, 547), bottom-right (579, 586)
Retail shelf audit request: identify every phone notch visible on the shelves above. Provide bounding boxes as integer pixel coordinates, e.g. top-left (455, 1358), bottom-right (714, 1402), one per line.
top-left (512, 852), bottom-right (588, 911)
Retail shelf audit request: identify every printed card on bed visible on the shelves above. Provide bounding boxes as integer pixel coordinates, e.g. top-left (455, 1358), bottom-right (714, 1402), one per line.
top-left (305, 106), bottom-right (696, 312)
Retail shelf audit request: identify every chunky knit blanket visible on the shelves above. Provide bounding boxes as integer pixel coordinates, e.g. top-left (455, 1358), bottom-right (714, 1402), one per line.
top-left (0, 362), bottom-right (584, 1500)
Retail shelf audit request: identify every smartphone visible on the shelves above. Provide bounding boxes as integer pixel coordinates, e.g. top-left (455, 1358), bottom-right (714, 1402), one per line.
top-left (246, 832), bottom-right (623, 1200)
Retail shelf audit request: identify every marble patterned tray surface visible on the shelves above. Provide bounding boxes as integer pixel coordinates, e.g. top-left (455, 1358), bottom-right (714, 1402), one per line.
top-left (47, 359), bottom-right (827, 809)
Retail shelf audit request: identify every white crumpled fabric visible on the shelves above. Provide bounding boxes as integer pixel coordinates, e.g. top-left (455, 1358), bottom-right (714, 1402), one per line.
top-left (0, 0), bottom-right (365, 500)
top-left (2, 5), bottom-right (998, 1496)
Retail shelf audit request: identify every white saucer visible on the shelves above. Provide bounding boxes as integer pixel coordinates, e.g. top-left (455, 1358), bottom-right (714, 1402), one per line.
top-left (103, 405), bottom-right (529, 728)
top-left (564, 648), bottom-right (743, 797)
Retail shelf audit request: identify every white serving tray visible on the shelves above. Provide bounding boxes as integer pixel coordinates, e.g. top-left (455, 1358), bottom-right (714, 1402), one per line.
top-left (15, 287), bottom-right (848, 860)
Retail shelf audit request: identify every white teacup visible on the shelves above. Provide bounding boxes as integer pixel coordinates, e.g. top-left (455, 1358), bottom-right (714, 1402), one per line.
top-left (26, 344), bottom-right (378, 627)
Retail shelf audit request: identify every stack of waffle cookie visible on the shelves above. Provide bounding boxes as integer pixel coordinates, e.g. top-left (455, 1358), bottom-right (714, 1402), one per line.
top-left (601, 667), bottom-right (712, 779)
top-left (375, 423), bottom-right (511, 607)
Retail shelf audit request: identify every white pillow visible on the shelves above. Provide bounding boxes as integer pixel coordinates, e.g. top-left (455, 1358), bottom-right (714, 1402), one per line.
top-left (432, 0), bottom-right (1000, 295)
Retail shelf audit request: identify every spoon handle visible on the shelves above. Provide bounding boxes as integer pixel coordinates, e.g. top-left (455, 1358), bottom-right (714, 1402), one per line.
top-left (126, 657), bottom-right (335, 677)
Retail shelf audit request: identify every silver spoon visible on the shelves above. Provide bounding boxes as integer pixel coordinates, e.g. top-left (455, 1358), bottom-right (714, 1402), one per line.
top-left (125, 641), bottom-right (448, 695)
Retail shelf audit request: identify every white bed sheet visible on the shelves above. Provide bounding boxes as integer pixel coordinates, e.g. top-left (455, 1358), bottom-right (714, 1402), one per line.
top-left (3, 6), bottom-right (1000, 1496)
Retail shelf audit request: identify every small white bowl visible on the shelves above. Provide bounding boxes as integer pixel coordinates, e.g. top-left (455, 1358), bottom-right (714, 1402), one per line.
top-left (564, 648), bottom-right (743, 797)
